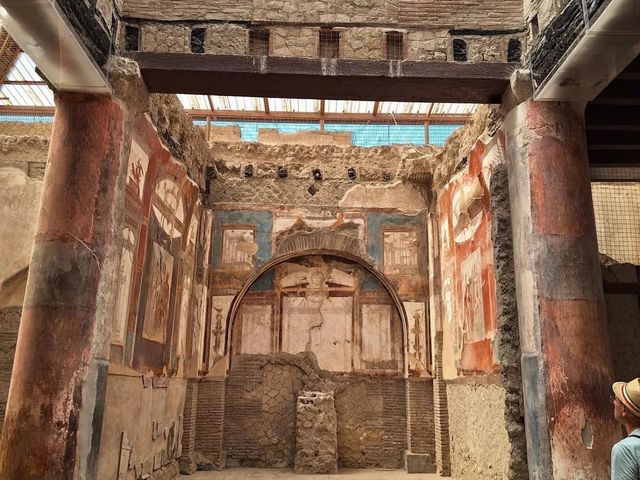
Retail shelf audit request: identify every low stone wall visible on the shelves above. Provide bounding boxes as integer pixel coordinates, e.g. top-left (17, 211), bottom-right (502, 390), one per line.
top-left (446, 377), bottom-right (511, 480)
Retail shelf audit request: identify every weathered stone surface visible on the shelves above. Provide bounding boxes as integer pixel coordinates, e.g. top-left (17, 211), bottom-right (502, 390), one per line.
top-left (205, 24), bottom-right (247, 55)
top-left (295, 391), bottom-right (338, 474)
top-left (490, 165), bottom-right (529, 480)
top-left (342, 28), bottom-right (386, 60)
top-left (447, 379), bottom-right (511, 479)
top-left (407, 30), bottom-right (449, 62)
top-left (141, 24), bottom-right (190, 53)
top-left (271, 27), bottom-right (317, 58)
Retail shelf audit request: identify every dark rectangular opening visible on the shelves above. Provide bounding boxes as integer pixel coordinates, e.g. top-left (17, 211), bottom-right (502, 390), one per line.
top-left (249, 29), bottom-right (270, 56)
top-left (508, 39), bottom-right (522, 63)
top-left (191, 28), bottom-right (206, 54)
top-left (386, 31), bottom-right (404, 61)
top-left (319, 29), bottom-right (340, 59)
top-left (124, 25), bottom-right (140, 52)
top-left (453, 39), bottom-right (467, 62)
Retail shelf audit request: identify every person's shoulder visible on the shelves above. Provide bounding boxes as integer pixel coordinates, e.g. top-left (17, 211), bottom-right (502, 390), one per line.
top-left (614, 436), bottom-right (640, 454)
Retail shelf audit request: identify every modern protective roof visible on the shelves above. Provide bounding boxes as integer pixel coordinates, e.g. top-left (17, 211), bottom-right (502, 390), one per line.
top-left (177, 94), bottom-right (476, 122)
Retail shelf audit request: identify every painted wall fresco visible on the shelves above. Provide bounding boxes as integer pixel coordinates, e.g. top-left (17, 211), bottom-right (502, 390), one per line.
top-left (232, 255), bottom-right (404, 374)
top-left (108, 114), bottom-right (199, 373)
top-left (438, 139), bottom-right (500, 378)
top-left (207, 207), bottom-right (430, 377)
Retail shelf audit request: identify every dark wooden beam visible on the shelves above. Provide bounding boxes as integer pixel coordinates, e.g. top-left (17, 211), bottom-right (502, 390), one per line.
top-left (587, 129), bottom-right (640, 146)
top-left (586, 104), bottom-right (640, 126)
top-left (127, 53), bottom-right (514, 103)
top-left (588, 149), bottom-right (640, 165)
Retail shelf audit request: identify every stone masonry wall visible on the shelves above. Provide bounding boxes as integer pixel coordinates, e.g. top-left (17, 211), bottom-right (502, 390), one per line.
top-left (207, 142), bottom-right (438, 208)
top-left (123, 0), bottom-right (523, 30)
top-left (222, 353), bottom-right (410, 469)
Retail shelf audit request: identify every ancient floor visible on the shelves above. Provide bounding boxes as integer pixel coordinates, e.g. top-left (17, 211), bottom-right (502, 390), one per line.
top-left (183, 469), bottom-right (445, 479)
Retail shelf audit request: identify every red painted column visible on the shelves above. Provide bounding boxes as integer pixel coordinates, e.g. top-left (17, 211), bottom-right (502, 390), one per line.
top-left (0, 93), bottom-right (124, 479)
top-left (504, 101), bottom-right (618, 479)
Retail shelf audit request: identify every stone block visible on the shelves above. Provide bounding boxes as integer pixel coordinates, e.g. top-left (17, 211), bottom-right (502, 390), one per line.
top-left (295, 391), bottom-right (338, 474)
top-left (406, 452), bottom-right (436, 473)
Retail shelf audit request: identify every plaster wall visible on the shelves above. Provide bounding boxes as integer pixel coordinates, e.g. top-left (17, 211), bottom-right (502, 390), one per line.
top-left (96, 373), bottom-right (186, 480)
top-left (446, 378), bottom-right (511, 480)
top-left (0, 136), bottom-right (47, 288)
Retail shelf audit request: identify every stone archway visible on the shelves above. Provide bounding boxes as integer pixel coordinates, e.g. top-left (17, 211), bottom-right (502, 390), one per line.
top-left (224, 230), bottom-right (410, 376)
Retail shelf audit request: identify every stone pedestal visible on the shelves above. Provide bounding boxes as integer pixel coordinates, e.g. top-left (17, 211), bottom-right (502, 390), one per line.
top-left (295, 391), bottom-right (338, 474)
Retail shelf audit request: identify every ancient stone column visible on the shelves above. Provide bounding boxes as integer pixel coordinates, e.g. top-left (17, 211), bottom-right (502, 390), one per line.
top-left (295, 391), bottom-right (338, 474)
top-left (0, 93), bottom-right (126, 479)
top-left (504, 101), bottom-right (619, 479)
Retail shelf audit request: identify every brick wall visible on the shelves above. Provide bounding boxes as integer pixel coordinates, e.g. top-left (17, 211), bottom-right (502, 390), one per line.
top-left (407, 378), bottom-right (435, 456)
top-left (432, 331), bottom-right (452, 476)
top-left (123, 0), bottom-right (523, 29)
top-left (194, 377), bottom-right (226, 467)
top-left (0, 307), bottom-right (20, 430)
top-left (397, 0), bottom-right (524, 29)
top-left (220, 353), bottom-right (412, 469)
top-left (179, 378), bottom-right (199, 471)
top-left (335, 377), bottom-right (408, 469)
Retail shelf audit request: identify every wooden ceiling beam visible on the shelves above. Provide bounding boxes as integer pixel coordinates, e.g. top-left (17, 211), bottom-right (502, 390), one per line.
top-left (128, 53), bottom-right (514, 103)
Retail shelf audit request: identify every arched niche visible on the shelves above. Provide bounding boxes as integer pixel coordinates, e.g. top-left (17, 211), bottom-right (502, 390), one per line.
top-left (224, 248), bottom-right (410, 377)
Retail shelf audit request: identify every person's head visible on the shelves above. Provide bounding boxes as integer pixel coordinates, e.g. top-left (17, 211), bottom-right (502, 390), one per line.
top-left (612, 378), bottom-right (640, 429)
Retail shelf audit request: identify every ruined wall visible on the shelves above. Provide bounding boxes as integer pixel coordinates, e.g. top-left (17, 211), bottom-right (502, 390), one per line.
top-left (223, 353), bottom-right (409, 469)
top-left (434, 110), bottom-right (527, 479)
top-left (602, 263), bottom-right (640, 382)
top-left (97, 111), bottom-right (205, 479)
top-left (96, 371), bottom-right (186, 480)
